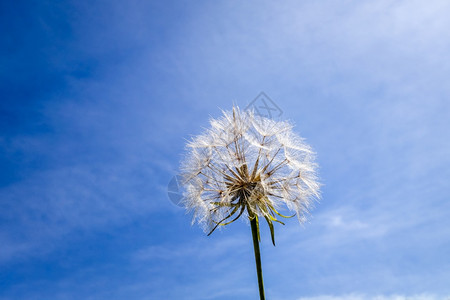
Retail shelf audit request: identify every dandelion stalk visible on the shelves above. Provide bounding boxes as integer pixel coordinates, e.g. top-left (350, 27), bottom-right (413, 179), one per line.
top-left (250, 214), bottom-right (265, 300)
top-left (181, 106), bottom-right (320, 298)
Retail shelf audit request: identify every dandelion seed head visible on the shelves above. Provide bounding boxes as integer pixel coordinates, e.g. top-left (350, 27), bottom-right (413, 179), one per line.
top-left (180, 106), bottom-right (320, 233)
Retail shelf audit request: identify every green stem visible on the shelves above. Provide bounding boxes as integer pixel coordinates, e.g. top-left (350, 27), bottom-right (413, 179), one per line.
top-left (250, 216), bottom-right (266, 300)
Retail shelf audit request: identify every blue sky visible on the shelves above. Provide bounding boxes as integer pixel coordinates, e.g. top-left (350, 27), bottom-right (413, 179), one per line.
top-left (1, 0), bottom-right (450, 299)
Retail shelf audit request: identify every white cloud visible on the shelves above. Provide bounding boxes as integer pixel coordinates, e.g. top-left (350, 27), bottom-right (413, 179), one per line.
top-left (297, 294), bottom-right (450, 300)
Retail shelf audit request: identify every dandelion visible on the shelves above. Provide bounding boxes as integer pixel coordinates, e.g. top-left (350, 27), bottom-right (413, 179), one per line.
top-left (181, 106), bottom-right (320, 300)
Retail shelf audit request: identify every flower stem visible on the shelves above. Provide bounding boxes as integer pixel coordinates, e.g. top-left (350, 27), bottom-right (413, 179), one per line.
top-left (250, 216), bottom-right (266, 300)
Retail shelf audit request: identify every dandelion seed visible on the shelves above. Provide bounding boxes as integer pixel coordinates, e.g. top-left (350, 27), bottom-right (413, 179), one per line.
top-left (180, 106), bottom-right (320, 300)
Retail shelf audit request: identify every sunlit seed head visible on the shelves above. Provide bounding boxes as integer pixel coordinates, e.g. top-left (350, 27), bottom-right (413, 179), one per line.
top-left (180, 106), bottom-right (320, 233)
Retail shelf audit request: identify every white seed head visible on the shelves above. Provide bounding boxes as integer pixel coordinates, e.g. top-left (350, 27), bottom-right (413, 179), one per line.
top-left (180, 106), bottom-right (320, 233)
